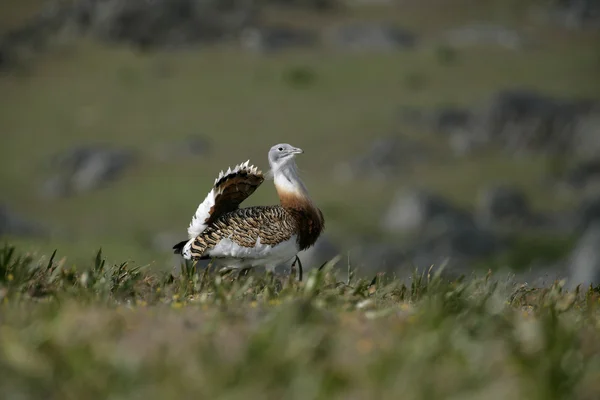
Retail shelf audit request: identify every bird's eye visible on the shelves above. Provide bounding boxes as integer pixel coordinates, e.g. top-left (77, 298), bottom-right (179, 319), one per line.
top-left (278, 147), bottom-right (283, 151)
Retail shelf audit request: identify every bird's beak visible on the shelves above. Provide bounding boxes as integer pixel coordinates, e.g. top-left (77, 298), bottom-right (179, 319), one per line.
top-left (291, 147), bottom-right (304, 155)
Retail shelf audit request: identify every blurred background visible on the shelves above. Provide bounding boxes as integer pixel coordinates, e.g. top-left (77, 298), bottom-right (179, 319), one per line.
top-left (1, 0), bottom-right (599, 286)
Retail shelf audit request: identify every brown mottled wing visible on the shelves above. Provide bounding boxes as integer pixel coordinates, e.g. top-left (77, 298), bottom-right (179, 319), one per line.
top-left (206, 163), bottom-right (265, 225)
top-left (189, 206), bottom-right (297, 259)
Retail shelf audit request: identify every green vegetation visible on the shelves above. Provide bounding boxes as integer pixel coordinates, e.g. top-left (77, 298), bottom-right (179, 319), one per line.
top-left (0, 244), bottom-right (599, 399)
top-left (2, 2), bottom-right (599, 395)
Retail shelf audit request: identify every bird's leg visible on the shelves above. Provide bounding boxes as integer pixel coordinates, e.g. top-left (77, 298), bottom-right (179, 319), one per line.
top-left (290, 255), bottom-right (303, 282)
top-left (237, 267), bottom-right (252, 279)
top-left (265, 265), bottom-right (276, 274)
top-left (264, 265), bottom-right (276, 285)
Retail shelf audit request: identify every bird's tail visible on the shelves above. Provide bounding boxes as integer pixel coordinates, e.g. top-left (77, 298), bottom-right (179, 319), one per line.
top-left (185, 160), bottom-right (264, 240)
top-left (172, 240), bottom-right (187, 255)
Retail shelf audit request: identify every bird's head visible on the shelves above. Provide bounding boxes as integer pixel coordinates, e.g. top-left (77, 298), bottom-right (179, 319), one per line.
top-left (268, 143), bottom-right (304, 173)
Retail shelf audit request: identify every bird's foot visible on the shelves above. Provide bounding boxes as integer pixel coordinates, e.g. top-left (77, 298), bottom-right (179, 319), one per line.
top-left (237, 267), bottom-right (252, 279)
top-left (290, 255), bottom-right (303, 282)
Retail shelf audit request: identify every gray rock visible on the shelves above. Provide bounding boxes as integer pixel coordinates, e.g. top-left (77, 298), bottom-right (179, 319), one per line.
top-left (334, 136), bottom-right (430, 182)
top-left (3, 0), bottom-right (258, 66)
top-left (0, 204), bottom-right (46, 237)
top-left (405, 224), bottom-right (501, 276)
top-left (41, 144), bottom-right (136, 198)
top-left (425, 224), bottom-right (500, 258)
top-left (476, 89), bottom-right (557, 149)
top-left (476, 184), bottom-right (531, 227)
top-left (263, 0), bottom-right (337, 11)
top-left (381, 188), bottom-right (474, 234)
top-left (448, 132), bottom-right (483, 157)
top-left (576, 195), bottom-right (600, 233)
top-left (0, 0), bottom-right (76, 71)
top-left (471, 89), bottom-right (600, 156)
top-left (545, 0), bottom-right (600, 30)
top-left (348, 232), bottom-right (493, 282)
top-left (0, 43), bottom-right (10, 69)
top-left (323, 23), bottom-right (417, 52)
top-left (347, 242), bottom-right (407, 277)
top-left (442, 23), bottom-right (524, 50)
top-left (398, 106), bottom-right (479, 156)
top-left (345, 0), bottom-right (393, 5)
top-left (40, 175), bottom-right (71, 199)
top-left (396, 105), bottom-right (428, 126)
top-left (399, 105), bottom-right (473, 134)
top-left (72, 0), bottom-right (260, 50)
top-left (571, 112), bottom-right (600, 158)
top-left (239, 25), bottom-right (318, 53)
top-left (567, 223), bottom-right (600, 289)
top-left (564, 158), bottom-right (600, 190)
top-left (541, 210), bottom-right (579, 234)
top-left (428, 107), bottom-right (473, 135)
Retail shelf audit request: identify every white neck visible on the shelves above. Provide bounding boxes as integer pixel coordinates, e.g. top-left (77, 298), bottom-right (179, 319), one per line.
top-left (272, 161), bottom-right (309, 198)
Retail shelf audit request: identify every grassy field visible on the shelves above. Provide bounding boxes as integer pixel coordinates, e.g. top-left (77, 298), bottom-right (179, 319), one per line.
top-left (0, 244), bottom-right (599, 399)
top-left (1, 1), bottom-right (600, 270)
top-left (2, 2), bottom-right (600, 398)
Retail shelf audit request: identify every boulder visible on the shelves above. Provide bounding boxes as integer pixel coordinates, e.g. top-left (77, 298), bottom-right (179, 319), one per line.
top-left (263, 0), bottom-right (338, 11)
top-left (381, 189), bottom-right (474, 234)
top-left (546, 0), bottom-right (600, 30)
top-left (0, 204), bottom-right (46, 237)
top-left (575, 195), bottom-right (600, 233)
top-left (379, 188), bottom-right (503, 279)
top-left (407, 224), bottom-right (501, 272)
top-left (427, 107), bottom-right (472, 136)
top-left (348, 230), bottom-right (495, 282)
top-left (471, 90), bottom-right (600, 156)
top-left (564, 158), bottom-right (600, 191)
top-left (410, 91), bottom-right (600, 158)
top-left (239, 25), bottom-right (318, 53)
top-left (347, 242), bottom-right (407, 277)
top-left (323, 22), bottom-right (417, 52)
top-left (570, 112), bottom-right (600, 159)
top-left (476, 184), bottom-right (531, 227)
top-left (567, 223), bottom-right (600, 289)
top-left (442, 23), bottom-right (524, 50)
top-left (40, 144), bottom-right (136, 198)
top-left (397, 105), bottom-right (479, 156)
top-left (334, 136), bottom-right (430, 182)
top-left (72, 0), bottom-right (260, 50)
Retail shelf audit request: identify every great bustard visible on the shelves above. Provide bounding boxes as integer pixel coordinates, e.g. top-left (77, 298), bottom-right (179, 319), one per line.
top-left (173, 143), bottom-right (324, 278)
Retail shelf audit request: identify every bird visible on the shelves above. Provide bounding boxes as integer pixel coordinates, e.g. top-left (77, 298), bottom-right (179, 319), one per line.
top-left (173, 143), bottom-right (325, 278)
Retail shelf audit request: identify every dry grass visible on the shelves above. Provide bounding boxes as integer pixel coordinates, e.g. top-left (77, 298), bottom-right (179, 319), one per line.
top-left (0, 244), bottom-right (599, 399)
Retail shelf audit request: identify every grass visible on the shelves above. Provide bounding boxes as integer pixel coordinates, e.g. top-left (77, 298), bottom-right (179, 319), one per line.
top-left (2, 3), bottom-right (599, 395)
top-left (0, 243), bottom-right (599, 399)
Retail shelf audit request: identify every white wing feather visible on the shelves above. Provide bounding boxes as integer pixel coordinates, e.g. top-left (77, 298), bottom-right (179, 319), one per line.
top-left (186, 160), bottom-right (258, 239)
